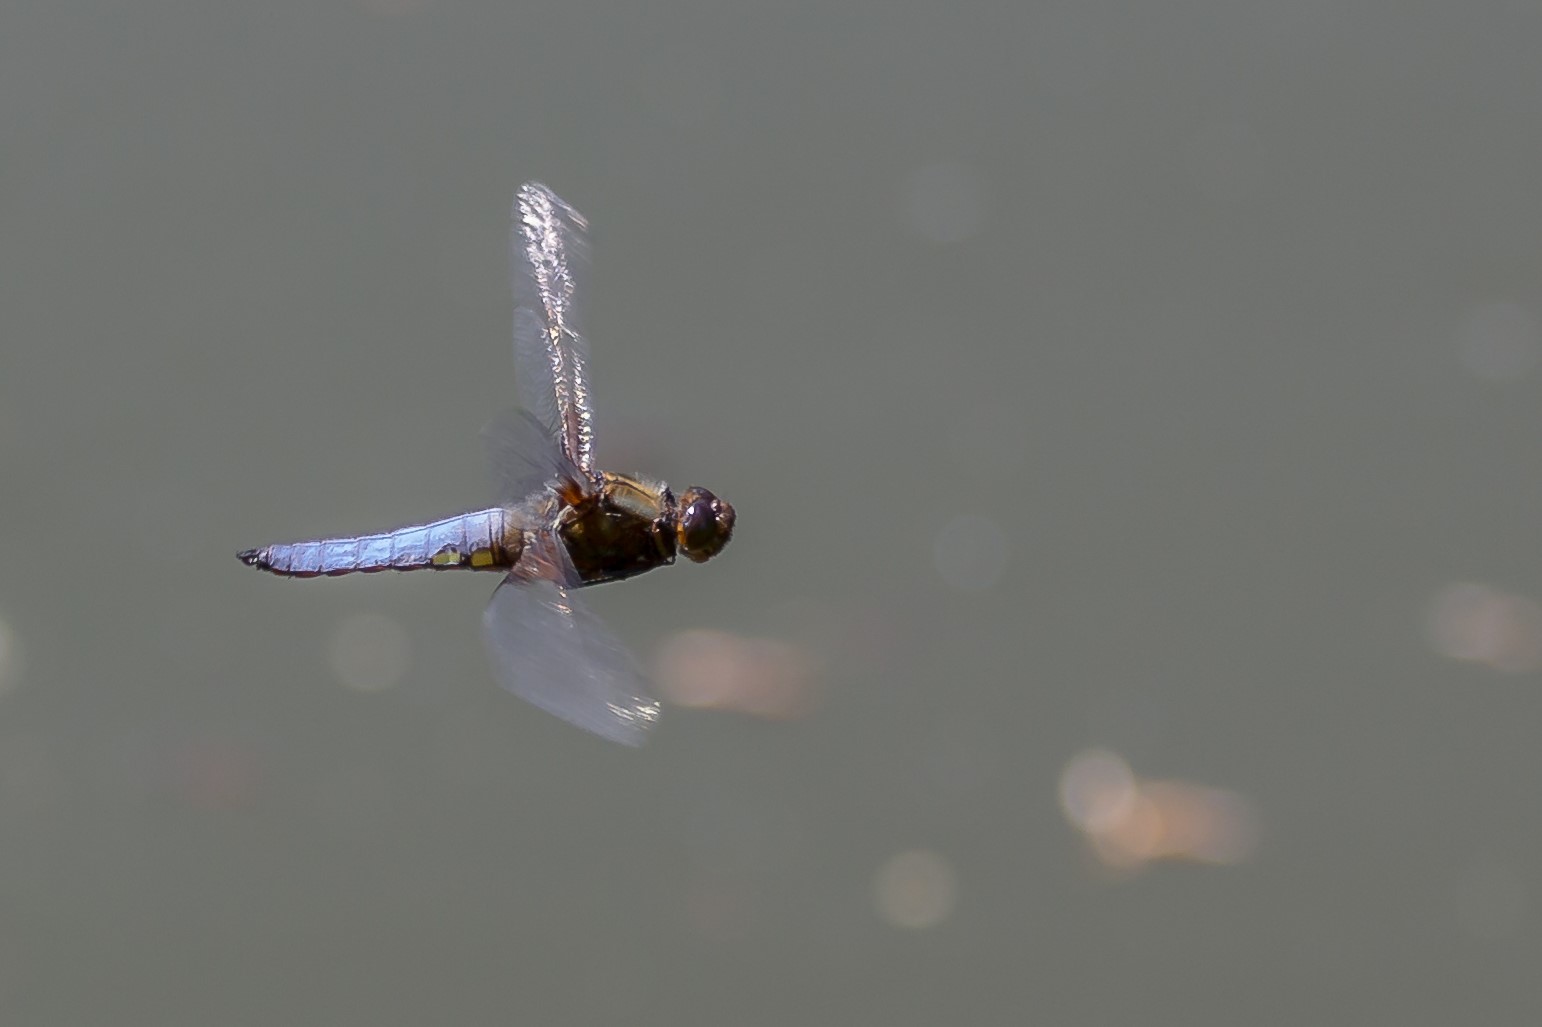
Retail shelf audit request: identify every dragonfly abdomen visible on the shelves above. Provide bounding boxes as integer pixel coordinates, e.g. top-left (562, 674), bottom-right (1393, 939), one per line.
top-left (238, 508), bottom-right (522, 577)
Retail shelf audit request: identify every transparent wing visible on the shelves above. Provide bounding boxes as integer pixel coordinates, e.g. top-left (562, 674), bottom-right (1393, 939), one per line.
top-left (482, 575), bottom-right (660, 746)
top-left (512, 182), bottom-right (596, 474)
top-left (481, 406), bottom-right (586, 509)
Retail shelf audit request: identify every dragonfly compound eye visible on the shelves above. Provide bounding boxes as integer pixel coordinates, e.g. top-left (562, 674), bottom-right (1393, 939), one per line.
top-left (677, 487), bottom-right (735, 563)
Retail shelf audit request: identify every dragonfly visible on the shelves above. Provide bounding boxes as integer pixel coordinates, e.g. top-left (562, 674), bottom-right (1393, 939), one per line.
top-left (238, 183), bottom-right (735, 744)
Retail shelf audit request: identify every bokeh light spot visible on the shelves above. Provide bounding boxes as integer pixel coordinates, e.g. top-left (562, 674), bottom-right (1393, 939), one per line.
top-left (874, 849), bottom-right (957, 930)
top-left (1426, 582), bottom-right (1542, 673)
top-left (1059, 748), bottom-right (1138, 834)
top-left (656, 629), bottom-right (821, 720)
top-left (1060, 748), bottom-right (1259, 872)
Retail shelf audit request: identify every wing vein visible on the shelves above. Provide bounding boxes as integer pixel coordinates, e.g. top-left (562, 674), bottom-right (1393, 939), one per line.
top-left (513, 183), bottom-right (596, 473)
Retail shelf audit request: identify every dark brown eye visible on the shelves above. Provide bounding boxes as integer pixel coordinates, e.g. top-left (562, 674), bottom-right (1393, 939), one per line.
top-left (681, 501), bottom-right (716, 550)
top-left (676, 487), bottom-right (734, 563)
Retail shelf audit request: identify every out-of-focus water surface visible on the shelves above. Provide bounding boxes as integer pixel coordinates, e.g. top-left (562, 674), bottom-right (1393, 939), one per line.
top-left (4, 2), bottom-right (1542, 1023)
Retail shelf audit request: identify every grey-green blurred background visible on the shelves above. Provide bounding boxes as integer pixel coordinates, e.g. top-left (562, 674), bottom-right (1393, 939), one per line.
top-left (5, 2), bottom-right (1542, 1023)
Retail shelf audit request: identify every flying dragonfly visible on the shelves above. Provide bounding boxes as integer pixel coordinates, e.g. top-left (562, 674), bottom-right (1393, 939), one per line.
top-left (238, 183), bottom-right (735, 744)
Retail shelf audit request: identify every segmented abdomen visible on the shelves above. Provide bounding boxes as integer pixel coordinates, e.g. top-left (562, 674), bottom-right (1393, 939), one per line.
top-left (238, 508), bottom-right (521, 577)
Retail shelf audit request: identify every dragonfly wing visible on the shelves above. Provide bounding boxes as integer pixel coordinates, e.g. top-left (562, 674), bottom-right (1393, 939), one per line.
top-left (511, 182), bottom-right (596, 475)
top-left (481, 406), bottom-right (586, 509)
top-left (483, 576), bottom-right (660, 746)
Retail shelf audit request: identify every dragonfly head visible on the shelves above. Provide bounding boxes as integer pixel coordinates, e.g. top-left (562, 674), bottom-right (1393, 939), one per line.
top-left (676, 487), bottom-right (735, 563)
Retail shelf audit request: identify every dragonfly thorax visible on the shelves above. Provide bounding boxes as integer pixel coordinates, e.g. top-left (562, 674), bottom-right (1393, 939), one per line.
top-left (556, 472), bottom-right (679, 586)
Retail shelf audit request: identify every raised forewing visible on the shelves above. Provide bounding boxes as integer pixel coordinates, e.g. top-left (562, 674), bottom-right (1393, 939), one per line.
top-left (481, 405), bottom-right (586, 509)
top-left (512, 182), bottom-right (596, 474)
top-left (483, 576), bottom-right (660, 745)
